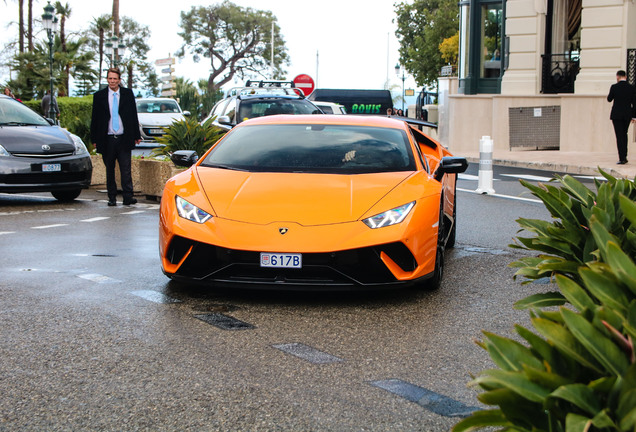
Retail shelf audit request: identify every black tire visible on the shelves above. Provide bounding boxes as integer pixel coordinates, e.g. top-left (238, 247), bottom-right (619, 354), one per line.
top-left (51, 189), bottom-right (81, 202)
top-left (418, 201), bottom-right (445, 290)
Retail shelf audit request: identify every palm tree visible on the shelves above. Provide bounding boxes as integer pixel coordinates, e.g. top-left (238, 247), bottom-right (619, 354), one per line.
top-left (54, 2), bottom-right (72, 95)
top-left (89, 15), bottom-right (112, 86)
top-left (18, 0), bottom-right (24, 53)
top-left (112, 0), bottom-right (119, 37)
top-left (27, 0), bottom-right (33, 51)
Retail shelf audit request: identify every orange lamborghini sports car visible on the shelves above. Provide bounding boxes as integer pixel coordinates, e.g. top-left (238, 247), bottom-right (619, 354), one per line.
top-left (159, 115), bottom-right (467, 289)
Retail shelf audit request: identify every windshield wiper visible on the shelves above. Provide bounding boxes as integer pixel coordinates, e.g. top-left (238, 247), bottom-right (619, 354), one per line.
top-left (203, 163), bottom-right (248, 172)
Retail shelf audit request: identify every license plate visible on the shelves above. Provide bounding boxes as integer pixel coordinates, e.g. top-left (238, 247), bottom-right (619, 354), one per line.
top-left (149, 128), bottom-right (164, 134)
top-left (260, 253), bottom-right (302, 268)
top-left (42, 163), bottom-right (61, 172)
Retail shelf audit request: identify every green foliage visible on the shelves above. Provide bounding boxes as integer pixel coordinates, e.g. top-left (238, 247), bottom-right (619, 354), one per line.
top-left (152, 117), bottom-right (225, 157)
top-left (177, 1), bottom-right (290, 93)
top-left (453, 172), bottom-right (636, 432)
top-left (394, 0), bottom-right (459, 87)
top-left (22, 96), bottom-right (93, 148)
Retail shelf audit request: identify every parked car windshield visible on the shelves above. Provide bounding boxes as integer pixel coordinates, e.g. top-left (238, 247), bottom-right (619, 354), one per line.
top-left (0, 98), bottom-right (49, 126)
top-left (237, 99), bottom-right (320, 122)
top-left (136, 100), bottom-right (181, 114)
top-left (201, 124), bottom-right (416, 174)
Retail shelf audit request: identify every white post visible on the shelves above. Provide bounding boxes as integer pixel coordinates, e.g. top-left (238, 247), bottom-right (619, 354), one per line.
top-left (476, 136), bottom-right (495, 195)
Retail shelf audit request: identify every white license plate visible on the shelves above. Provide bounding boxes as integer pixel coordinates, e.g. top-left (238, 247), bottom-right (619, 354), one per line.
top-left (149, 128), bottom-right (164, 134)
top-left (42, 164), bottom-right (61, 172)
top-left (260, 253), bottom-right (302, 269)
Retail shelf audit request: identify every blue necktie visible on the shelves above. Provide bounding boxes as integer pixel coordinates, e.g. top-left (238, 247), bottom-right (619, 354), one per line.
top-left (112, 92), bottom-right (120, 132)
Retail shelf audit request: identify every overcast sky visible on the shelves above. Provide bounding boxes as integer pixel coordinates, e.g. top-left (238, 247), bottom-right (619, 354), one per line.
top-left (1, 0), bottom-right (419, 94)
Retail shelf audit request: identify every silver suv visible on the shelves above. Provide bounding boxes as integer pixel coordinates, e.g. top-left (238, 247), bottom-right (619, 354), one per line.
top-left (203, 80), bottom-right (323, 131)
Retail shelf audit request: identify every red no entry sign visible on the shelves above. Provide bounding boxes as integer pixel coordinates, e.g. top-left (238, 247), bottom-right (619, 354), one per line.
top-left (293, 74), bottom-right (315, 96)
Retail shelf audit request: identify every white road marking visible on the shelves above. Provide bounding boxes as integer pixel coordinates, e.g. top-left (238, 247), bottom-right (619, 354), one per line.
top-left (500, 174), bottom-right (554, 182)
top-left (130, 290), bottom-right (181, 304)
top-left (121, 210), bottom-right (145, 215)
top-left (31, 224), bottom-right (69, 229)
top-left (0, 231), bottom-right (16, 235)
top-left (457, 187), bottom-right (542, 203)
top-left (77, 273), bottom-right (120, 283)
top-left (81, 217), bottom-right (110, 222)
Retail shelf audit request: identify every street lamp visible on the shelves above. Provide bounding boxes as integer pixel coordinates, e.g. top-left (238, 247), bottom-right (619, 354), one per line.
top-left (395, 63), bottom-right (406, 112)
top-left (42, 1), bottom-right (58, 121)
top-left (105, 33), bottom-right (126, 68)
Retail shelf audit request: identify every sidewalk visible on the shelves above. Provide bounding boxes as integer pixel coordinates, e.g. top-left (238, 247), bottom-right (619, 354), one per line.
top-left (462, 150), bottom-right (636, 179)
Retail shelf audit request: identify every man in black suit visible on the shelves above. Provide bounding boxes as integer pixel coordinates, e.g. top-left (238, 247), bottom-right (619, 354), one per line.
top-left (607, 70), bottom-right (636, 165)
top-left (90, 67), bottom-right (142, 206)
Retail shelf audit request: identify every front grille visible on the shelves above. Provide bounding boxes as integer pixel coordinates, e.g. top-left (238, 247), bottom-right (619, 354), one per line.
top-left (0, 171), bottom-right (90, 184)
top-left (166, 236), bottom-right (417, 286)
top-left (11, 152), bottom-right (74, 158)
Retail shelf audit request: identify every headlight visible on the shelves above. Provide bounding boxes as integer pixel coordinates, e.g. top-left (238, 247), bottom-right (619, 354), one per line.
top-left (69, 133), bottom-right (89, 155)
top-left (363, 201), bottom-right (415, 229)
top-left (0, 144), bottom-right (10, 157)
top-left (176, 196), bottom-right (212, 223)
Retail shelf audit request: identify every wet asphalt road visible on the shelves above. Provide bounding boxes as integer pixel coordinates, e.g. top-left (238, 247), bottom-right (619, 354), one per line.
top-left (0, 168), bottom-right (561, 431)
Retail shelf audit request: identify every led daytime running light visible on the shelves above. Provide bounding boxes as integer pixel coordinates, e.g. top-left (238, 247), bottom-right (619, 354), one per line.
top-left (176, 196), bottom-right (212, 224)
top-left (363, 201), bottom-right (415, 229)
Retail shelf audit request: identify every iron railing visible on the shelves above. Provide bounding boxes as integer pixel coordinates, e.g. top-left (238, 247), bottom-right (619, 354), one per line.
top-left (541, 53), bottom-right (580, 94)
top-left (628, 49), bottom-right (636, 86)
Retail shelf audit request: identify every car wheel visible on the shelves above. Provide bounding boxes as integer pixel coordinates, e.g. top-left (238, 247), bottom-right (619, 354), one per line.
top-left (51, 189), bottom-right (81, 202)
top-left (419, 201), bottom-right (445, 290)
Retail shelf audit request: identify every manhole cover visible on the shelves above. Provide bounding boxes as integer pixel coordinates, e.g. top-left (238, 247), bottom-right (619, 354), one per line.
top-left (194, 313), bottom-right (255, 330)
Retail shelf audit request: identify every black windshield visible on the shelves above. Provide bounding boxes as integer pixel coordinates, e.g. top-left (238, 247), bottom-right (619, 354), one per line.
top-left (200, 124), bottom-right (416, 174)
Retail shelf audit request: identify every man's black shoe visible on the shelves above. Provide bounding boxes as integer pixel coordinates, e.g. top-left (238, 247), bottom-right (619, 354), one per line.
top-left (107, 200), bottom-right (117, 206)
top-left (123, 198), bottom-right (138, 206)
top-left (617, 160), bottom-right (628, 165)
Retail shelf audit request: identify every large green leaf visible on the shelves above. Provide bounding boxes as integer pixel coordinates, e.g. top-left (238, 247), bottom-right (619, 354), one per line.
top-left (604, 242), bottom-right (636, 294)
top-left (549, 384), bottom-right (601, 415)
top-left (451, 409), bottom-right (512, 432)
top-left (560, 308), bottom-right (630, 376)
top-left (579, 267), bottom-right (629, 315)
top-left (564, 413), bottom-right (592, 432)
top-left (523, 365), bottom-right (573, 390)
top-left (482, 332), bottom-right (544, 372)
top-left (555, 274), bottom-right (596, 312)
top-left (617, 388), bottom-right (636, 429)
top-left (590, 409), bottom-right (618, 429)
top-left (471, 370), bottom-right (550, 403)
top-left (620, 194), bottom-right (636, 226)
top-left (560, 175), bottom-right (596, 206)
top-left (625, 301), bottom-right (636, 340)
top-left (532, 317), bottom-right (603, 373)
top-left (515, 325), bottom-right (558, 368)
top-left (514, 292), bottom-right (567, 310)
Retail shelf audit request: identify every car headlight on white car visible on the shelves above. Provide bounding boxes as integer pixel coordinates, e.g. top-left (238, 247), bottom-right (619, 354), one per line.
top-left (176, 196), bottom-right (213, 223)
top-left (0, 144), bottom-right (10, 157)
top-left (363, 201), bottom-right (415, 229)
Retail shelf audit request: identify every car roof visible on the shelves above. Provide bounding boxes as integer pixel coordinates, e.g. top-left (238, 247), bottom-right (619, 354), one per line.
top-left (136, 98), bottom-right (178, 102)
top-left (237, 94), bottom-right (306, 101)
top-left (239, 114), bottom-right (407, 129)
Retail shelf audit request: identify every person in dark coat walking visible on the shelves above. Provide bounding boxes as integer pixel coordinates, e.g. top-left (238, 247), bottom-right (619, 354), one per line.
top-left (607, 70), bottom-right (636, 164)
top-left (90, 67), bottom-right (141, 206)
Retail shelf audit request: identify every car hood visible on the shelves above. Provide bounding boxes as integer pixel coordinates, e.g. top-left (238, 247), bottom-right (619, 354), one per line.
top-left (194, 168), bottom-right (414, 225)
top-left (137, 113), bottom-right (184, 126)
top-left (0, 125), bottom-right (74, 154)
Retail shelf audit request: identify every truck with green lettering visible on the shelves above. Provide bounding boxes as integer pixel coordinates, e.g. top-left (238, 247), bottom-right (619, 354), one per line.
top-left (307, 89), bottom-right (393, 115)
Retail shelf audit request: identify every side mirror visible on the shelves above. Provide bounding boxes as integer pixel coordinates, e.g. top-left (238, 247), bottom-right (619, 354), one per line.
top-left (217, 115), bottom-right (232, 126)
top-left (434, 156), bottom-right (468, 181)
top-left (171, 150), bottom-right (199, 168)
top-left (183, 111), bottom-right (191, 117)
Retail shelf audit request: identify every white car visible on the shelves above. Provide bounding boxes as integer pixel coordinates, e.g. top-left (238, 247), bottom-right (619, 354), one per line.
top-left (136, 98), bottom-right (190, 143)
top-left (312, 101), bottom-right (347, 115)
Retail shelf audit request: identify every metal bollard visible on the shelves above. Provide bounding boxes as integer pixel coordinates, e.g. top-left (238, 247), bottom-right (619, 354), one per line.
top-left (476, 136), bottom-right (495, 195)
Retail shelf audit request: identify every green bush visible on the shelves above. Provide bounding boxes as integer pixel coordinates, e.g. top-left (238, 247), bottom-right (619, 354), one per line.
top-left (152, 116), bottom-right (226, 157)
top-left (22, 96), bottom-right (93, 150)
top-left (453, 171), bottom-right (636, 432)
